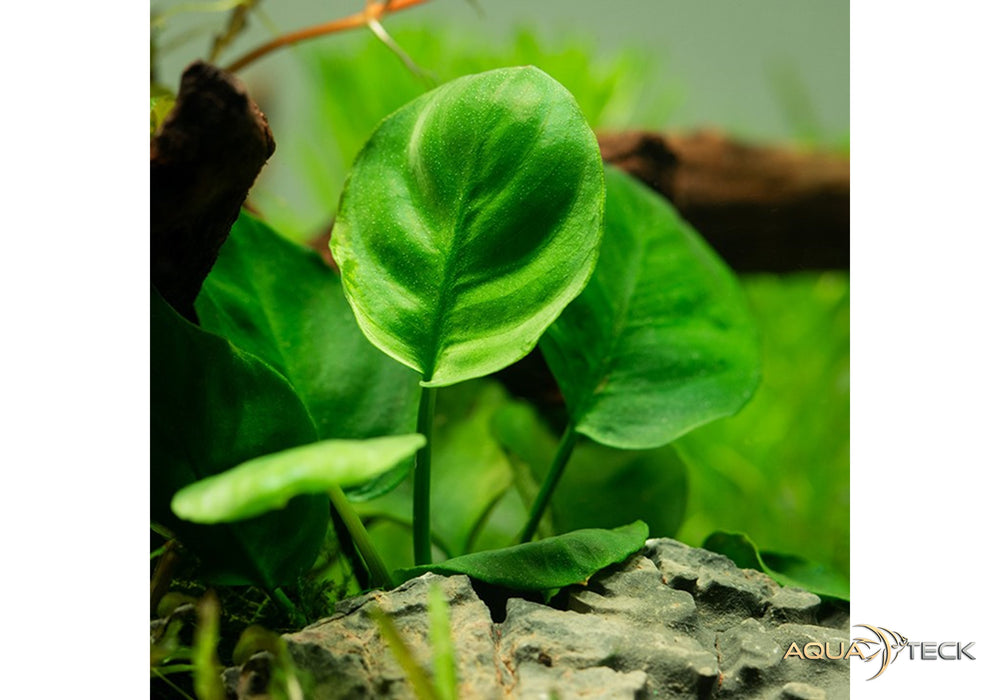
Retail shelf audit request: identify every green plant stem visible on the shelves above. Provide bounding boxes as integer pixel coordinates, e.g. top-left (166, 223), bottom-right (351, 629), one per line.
top-left (330, 500), bottom-right (370, 588)
top-left (519, 423), bottom-right (579, 543)
top-left (329, 486), bottom-right (394, 588)
top-left (414, 385), bottom-right (437, 566)
top-left (269, 587), bottom-right (305, 628)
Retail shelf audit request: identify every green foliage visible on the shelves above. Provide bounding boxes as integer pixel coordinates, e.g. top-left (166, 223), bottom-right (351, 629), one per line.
top-left (703, 532), bottom-right (849, 601)
top-left (398, 522), bottom-right (649, 593)
top-left (151, 289), bottom-right (328, 588)
top-left (171, 435), bottom-right (426, 523)
top-left (198, 212), bottom-right (421, 443)
top-left (149, 11), bottom-right (848, 700)
top-left (352, 380), bottom-right (520, 565)
top-left (675, 273), bottom-right (849, 577)
top-left (332, 66), bottom-right (604, 387)
top-left (198, 212), bottom-right (421, 501)
top-left (542, 165), bottom-right (760, 449)
top-left (152, 57), bottom-right (844, 647)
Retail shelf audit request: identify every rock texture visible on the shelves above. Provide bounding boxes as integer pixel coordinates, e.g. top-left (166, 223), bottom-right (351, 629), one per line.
top-left (225, 538), bottom-right (849, 699)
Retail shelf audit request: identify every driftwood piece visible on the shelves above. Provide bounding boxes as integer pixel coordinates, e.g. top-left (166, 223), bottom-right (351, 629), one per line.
top-left (150, 61), bottom-right (275, 321)
top-left (599, 130), bottom-right (850, 272)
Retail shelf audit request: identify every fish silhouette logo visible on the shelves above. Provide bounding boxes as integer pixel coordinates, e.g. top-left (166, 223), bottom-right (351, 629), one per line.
top-left (852, 624), bottom-right (909, 680)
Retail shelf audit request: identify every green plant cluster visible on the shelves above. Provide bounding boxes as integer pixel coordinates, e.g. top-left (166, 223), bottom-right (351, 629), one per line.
top-left (152, 64), bottom-right (776, 603)
top-left (153, 40), bottom-right (850, 700)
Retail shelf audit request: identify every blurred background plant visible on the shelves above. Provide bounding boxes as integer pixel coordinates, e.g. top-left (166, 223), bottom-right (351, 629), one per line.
top-left (150, 0), bottom-right (848, 602)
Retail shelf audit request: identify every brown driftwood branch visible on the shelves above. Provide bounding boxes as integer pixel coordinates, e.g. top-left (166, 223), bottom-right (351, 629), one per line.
top-left (150, 61), bottom-right (275, 322)
top-left (599, 130), bottom-right (849, 272)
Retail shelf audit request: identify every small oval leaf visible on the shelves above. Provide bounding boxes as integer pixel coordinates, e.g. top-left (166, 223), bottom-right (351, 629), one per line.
top-left (332, 66), bottom-right (604, 387)
top-left (541, 166), bottom-right (760, 449)
top-left (172, 435), bottom-right (426, 524)
top-left (396, 521), bottom-right (648, 592)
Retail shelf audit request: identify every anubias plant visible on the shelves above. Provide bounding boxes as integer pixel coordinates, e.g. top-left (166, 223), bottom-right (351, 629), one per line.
top-left (153, 66), bottom-right (760, 611)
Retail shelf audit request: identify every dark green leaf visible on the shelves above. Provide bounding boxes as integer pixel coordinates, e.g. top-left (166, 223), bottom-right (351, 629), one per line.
top-left (196, 212), bottom-right (421, 499)
top-left (151, 289), bottom-right (327, 587)
top-left (541, 165), bottom-right (760, 449)
top-left (702, 532), bottom-right (849, 601)
top-left (397, 521), bottom-right (648, 592)
top-left (493, 401), bottom-right (687, 538)
top-left (172, 435), bottom-right (426, 524)
top-left (332, 66), bottom-right (605, 387)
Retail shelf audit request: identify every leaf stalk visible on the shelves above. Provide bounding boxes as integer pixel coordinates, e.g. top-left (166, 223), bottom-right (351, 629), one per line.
top-left (519, 423), bottom-right (579, 543)
top-left (414, 385), bottom-right (437, 565)
top-left (329, 485), bottom-right (394, 588)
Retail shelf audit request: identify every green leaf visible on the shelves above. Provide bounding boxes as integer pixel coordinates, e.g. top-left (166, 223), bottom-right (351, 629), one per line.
top-left (397, 521), bottom-right (648, 592)
top-left (541, 165), bottom-right (760, 449)
top-left (151, 289), bottom-right (327, 587)
top-left (196, 212), bottom-right (421, 463)
top-left (172, 435), bottom-right (426, 524)
top-left (332, 66), bottom-right (605, 387)
top-left (492, 401), bottom-right (687, 538)
top-left (197, 212), bottom-right (422, 500)
top-left (702, 532), bottom-right (849, 601)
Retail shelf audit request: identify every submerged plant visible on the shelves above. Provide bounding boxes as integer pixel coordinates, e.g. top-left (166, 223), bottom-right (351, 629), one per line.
top-left (155, 65), bottom-right (764, 611)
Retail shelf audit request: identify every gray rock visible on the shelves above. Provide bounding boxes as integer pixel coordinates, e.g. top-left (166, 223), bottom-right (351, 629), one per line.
top-left (283, 573), bottom-right (498, 700)
top-left (224, 538), bottom-right (848, 699)
top-left (777, 681), bottom-right (829, 699)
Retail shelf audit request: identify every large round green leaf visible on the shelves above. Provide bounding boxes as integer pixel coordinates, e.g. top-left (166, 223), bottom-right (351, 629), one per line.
top-left (541, 166), bottom-right (760, 449)
top-left (332, 66), bottom-right (604, 387)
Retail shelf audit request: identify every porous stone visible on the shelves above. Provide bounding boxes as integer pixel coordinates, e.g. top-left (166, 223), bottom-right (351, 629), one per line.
top-left (282, 573), bottom-right (499, 700)
top-left (764, 588), bottom-right (823, 626)
top-left (224, 538), bottom-right (849, 699)
top-left (778, 681), bottom-right (828, 699)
